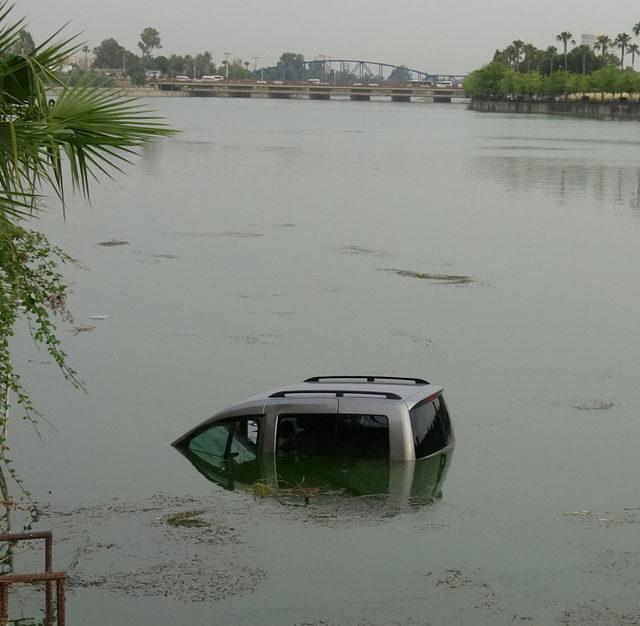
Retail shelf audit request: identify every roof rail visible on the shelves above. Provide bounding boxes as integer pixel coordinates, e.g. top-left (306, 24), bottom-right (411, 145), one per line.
top-left (269, 389), bottom-right (402, 400)
top-left (304, 375), bottom-right (429, 385)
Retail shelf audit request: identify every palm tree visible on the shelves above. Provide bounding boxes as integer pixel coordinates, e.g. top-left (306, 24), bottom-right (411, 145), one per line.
top-left (0, 1), bottom-right (175, 489)
top-left (572, 45), bottom-right (592, 74)
top-left (556, 31), bottom-right (575, 69)
top-left (81, 44), bottom-right (90, 70)
top-left (244, 60), bottom-right (250, 78)
top-left (594, 34), bottom-right (612, 57)
top-left (615, 33), bottom-right (632, 68)
top-left (629, 43), bottom-right (639, 70)
top-left (633, 22), bottom-right (640, 38)
top-left (522, 43), bottom-right (538, 71)
top-left (512, 39), bottom-right (524, 70)
top-left (546, 46), bottom-right (558, 73)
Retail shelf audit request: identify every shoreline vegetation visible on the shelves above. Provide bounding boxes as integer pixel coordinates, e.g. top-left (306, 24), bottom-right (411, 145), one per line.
top-left (464, 25), bottom-right (640, 119)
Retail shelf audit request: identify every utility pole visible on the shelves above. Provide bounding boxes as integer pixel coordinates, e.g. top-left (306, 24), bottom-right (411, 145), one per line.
top-left (224, 52), bottom-right (230, 78)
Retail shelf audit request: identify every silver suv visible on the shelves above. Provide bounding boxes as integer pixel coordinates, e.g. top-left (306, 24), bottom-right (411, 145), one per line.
top-left (172, 376), bottom-right (454, 463)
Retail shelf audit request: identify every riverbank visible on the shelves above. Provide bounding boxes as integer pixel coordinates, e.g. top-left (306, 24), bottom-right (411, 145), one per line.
top-left (469, 98), bottom-right (640, 120)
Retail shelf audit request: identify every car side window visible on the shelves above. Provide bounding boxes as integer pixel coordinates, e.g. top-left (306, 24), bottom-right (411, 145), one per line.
top-left (276, 414), bottom-right (389, 459)
top-left (187, 416), bottom-right (261, 469)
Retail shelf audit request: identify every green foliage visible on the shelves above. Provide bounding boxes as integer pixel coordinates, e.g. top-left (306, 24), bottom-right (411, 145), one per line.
top-left (278, 52), bottom-right (304, 77)
top-left (92, 38), bottom-right (125, 69)
top-left (589, 65), bottom-right (618, 96)
top-left (258, 52), bottom-right (305, 81)
top-left (469, 24), bottom-right (640, 100)
top-left (128, 65), bottom-right (146, 85)
top-left (615, 33), bottom-right (632, 68)
top-left (466, 61), bottom-right (640, 100)
top-left (7, 28), bottom-right (33, 54)
top-left (0, 222), bottom-right (79, 509)
top-left (138, 27), bottom-right (161, 59)
top-left (0, 2), bottom-right (176, 506)
top-left (63, 67), bottom-right (113, 87)
top-left (463, 62), bottom-right (509, 96)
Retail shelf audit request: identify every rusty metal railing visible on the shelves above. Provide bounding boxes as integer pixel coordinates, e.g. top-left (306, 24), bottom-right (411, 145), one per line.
top-left (0, 531), bottom-right (65, 626)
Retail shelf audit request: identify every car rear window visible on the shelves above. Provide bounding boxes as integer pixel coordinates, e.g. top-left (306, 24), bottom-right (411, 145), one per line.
top-left (409, 396), bottom-right (449, 459)
top-left (276, 414), bottom-right (389, 459)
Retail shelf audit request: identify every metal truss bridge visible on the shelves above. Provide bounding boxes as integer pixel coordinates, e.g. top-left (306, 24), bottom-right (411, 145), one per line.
top-left (303, 58), bottom-right (465, 83)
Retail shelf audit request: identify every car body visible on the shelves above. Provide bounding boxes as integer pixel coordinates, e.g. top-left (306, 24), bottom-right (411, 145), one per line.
top-left (435, 80), bottom-right (453, 88)
top-left (172, 375), bottom-right (454, 463)
top-left (202, 75), bottom-right (224, 81)
top-left (175, 75), bottom-right (189, 81)
top-left (256, 80), bottom-right (267, 84)
top-left (272, 80), bottom-right (284, 84)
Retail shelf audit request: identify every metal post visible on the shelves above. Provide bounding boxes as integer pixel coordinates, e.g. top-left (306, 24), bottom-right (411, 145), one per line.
top-left (0, 582), bottom-right (7, 626)
top-left (45, 533), bottom-right (52, 626)
top-left (56, 578), bottom-right (66, 626)
top-left (224, 52), bottom-right (230, 79)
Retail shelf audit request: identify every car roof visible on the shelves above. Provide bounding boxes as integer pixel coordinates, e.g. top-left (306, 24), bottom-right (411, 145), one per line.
top-left (236, 376), bottom-right (442, 406)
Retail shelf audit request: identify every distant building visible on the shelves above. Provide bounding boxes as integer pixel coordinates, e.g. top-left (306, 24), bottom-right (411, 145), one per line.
top-left (66, 52), bottom-right (94, 70)
top-left (581, 33), bottom-right (597, 49)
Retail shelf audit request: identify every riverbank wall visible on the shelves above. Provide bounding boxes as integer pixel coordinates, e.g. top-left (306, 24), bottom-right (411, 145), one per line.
top-left (469, 98), bottom-right (640, 120)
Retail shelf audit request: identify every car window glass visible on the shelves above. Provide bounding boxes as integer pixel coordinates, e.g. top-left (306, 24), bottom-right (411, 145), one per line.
top-left (188, 417), bottom-right (260, 468)
top-left (409, 399), bottom-right (447, 459)
top-left (276, 414), bottom-right (389, 459)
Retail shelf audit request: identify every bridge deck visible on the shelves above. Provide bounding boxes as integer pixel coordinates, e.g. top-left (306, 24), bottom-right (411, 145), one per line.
top-left (156, 80), bottom-right (467, 103)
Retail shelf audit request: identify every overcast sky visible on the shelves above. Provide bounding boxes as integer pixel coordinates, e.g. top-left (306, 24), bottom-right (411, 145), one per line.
top-left (15, 0), bottom-right (640, 73)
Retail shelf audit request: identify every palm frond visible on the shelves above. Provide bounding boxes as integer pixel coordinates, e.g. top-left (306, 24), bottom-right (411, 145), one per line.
top-left (0, 2), bottom-right (177, 220)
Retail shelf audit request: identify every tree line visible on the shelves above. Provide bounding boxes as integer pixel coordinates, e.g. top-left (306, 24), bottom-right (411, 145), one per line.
top-left (465, 25), bottom-right (640, 100)
top-left (82, 28), bottom-right (427, 85)
top-left (90, 29), bottom-right (314, 84)
top-left (464, 63), bottom-right (640, 100)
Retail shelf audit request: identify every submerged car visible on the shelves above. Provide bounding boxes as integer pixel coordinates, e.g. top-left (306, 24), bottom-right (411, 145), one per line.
top-left (172, 375), bottom-right (454, 463)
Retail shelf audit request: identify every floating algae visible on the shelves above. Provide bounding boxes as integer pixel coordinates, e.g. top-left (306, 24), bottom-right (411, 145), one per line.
top-left (382, 268), bottom-right (474, 284)
top-left (96, 239), bottom-right (129, 247)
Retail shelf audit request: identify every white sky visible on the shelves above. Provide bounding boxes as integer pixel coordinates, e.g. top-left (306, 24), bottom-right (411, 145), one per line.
top-left (15, 0), bottom-right (640, 73)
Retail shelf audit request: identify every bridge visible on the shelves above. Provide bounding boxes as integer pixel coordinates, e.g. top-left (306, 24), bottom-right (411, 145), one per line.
top-left (302, 58), bottom-right (466, 84)
top-left (157, 80), bottom-right (467, 103)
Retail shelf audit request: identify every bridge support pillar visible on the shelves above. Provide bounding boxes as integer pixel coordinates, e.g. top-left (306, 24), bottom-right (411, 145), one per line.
top-left (391, 95), bottom-right (411, 102)
top-left (350, 94), bottom-right (370, 101)
top-left (309, 93), bottom-right (330, 100)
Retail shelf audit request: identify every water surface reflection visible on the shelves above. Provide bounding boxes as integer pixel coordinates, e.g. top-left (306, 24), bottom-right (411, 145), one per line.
top-left (178, 447), bottom-right (452, 512)
top-left (470, 156), bottom-right (640, 214)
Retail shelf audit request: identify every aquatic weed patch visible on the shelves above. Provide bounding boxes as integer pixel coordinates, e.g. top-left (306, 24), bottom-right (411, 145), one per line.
top-left (166, 510), bottom-right (209, 528)
top-left (571, 399), bottom-right (620, 411)
top-left (381, 268), bottom-right (474, 284)
top-left (96, 239), bottom-right (129, 247)
top-left (338, 245), bottom-right (390, 257)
